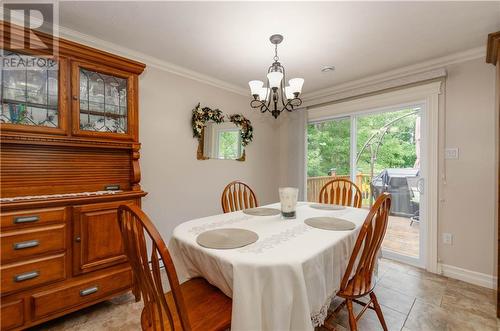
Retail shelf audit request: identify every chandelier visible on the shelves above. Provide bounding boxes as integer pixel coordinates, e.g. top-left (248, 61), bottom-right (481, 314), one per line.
top-left (248, 34), bottom-right (304, 119)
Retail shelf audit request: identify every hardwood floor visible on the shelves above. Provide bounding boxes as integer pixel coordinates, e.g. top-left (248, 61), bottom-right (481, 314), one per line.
top-left (28, 259), bottom-right (498, 331)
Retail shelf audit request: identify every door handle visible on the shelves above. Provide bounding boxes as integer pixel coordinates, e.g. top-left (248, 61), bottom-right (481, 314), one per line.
top-left (417, 178), bottom-right (424, 194)
top-left (13, 240), bottom-right (40, 250)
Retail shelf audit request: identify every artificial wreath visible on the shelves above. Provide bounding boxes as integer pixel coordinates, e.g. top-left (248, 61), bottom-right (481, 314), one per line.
top-left (229, 114), bottom-right (253, 146)
top-left (191, 103), bottom-right (225, 138)
top-left (191, 104), bottom-right (254, 147)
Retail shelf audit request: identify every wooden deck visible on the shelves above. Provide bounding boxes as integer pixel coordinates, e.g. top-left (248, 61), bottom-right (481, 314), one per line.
top-left (382, 215), bottom-right (419, 258)
top-left (307, 176), bottom-right (420, 258)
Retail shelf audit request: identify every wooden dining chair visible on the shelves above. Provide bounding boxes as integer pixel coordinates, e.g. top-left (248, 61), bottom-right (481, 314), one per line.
top-left (118, 204), bottom-right (232, 331)
top-left (221, 181), bottom-right (258, 213)
top-left (328, 192), bottom-right (392, 331)
top-left (318, 178), bottom-right (363, 208)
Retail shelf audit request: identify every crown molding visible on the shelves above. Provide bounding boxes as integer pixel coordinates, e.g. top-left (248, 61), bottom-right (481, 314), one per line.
top-left (55, 26), bottom-right (249, 96)
top-left (301, 46), bottom-right (485, 105)
top-left (1, 9), bottom-right (248, 96)
top-left (2, 9), bottom-right (486, 100)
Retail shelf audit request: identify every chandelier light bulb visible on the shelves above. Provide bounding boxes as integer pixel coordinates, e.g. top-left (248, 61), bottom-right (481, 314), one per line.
top-left (248, 80), bottom-right (264, 95)
top-left (258, 87), bottom-right (269, 101)
top-left (285, 86), bottom-right (295, 100)
top-left (267, 71), bottom-right (284, 89)
top-left (289, 78), bottom-right (304, 94)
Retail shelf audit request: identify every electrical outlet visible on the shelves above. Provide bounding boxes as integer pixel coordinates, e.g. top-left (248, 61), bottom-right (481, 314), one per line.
top-left (443, 233), bottom-right (453, 245)
top-left (445, 148), bottom-right (459, 160)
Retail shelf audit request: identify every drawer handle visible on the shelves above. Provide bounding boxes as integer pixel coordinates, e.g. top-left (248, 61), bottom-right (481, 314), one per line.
top-left (80, 286), bottom-right (99, 297)
top-left (104, 184), bottom-right (120, 191)
top-left (14, 216), bottom-right (39, 224)
top-left (14, 271), bottom-right (39, 282)
top-left (13, 240), bottom-right (40, 250)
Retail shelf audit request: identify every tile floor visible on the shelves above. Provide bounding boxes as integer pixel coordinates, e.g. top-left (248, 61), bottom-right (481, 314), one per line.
top-left (29, 259), bottom-right (498, 331)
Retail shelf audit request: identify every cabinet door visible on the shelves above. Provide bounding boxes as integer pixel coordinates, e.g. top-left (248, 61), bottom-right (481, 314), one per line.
top-left (71, 61), bottom-right (137, 141)
top-left (0, 49), bottom-right (68, 135)
top-left (72, 201), bottom-right (132, 275)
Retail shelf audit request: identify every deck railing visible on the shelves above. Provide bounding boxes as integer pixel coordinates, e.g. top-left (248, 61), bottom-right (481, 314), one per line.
top-left (306, 173), bottom-right (372, 203)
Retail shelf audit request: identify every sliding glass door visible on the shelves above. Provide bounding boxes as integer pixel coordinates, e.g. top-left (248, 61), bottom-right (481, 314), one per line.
top-left (307, 104), bottom-right (424, 266)
top-left (307, 117), bottom-right (351, 202)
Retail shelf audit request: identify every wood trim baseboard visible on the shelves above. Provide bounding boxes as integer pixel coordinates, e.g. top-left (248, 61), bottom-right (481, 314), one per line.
top-left (440, 263), bottom-right (497, 290)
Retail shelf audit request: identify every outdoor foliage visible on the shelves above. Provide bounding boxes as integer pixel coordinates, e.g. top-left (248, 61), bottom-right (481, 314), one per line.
top-left (218, 131), bottom-right (240, 159)
top-left (307, 108), bottom-right (419, 177)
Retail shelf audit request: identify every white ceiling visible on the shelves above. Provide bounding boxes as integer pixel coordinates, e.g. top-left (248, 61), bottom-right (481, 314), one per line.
top-left (59, 2), bottom-right (500, 94)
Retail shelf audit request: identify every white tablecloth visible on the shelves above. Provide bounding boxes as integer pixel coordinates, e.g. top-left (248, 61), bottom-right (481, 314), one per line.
top-left (169, 202), bottom-right (369, 331)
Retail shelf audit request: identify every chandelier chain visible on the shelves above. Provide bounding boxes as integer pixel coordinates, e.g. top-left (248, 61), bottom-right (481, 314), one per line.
top-left (273, 43), bottom-right (279, 62)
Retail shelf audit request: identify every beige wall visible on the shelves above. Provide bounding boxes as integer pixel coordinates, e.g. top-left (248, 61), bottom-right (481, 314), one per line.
top-left (278, 111), bottom-right (307, 198)
top-left (139, 66), bottom-right (280, 240)
top-left (439, 58), bottom-right (497, 276)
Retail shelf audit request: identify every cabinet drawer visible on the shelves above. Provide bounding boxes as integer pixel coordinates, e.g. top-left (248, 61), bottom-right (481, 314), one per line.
top-left (32, 267), bottom-right (132, 319)
top-left (1, 254), bottom-right (66, 295)
top-left (1, 224), bottom-right (66, 264)
top-left (1, 299), bottom-right (24, 331)
top-left (1, 207), bottom-right (66, 230)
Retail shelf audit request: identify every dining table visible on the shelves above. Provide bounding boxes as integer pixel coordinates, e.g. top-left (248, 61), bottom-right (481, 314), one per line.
top-left (168, 202), bottom-right (370, 331)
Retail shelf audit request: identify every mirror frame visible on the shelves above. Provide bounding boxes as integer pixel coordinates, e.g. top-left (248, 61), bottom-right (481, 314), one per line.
top-left (191, 103), bottom-right (253, 161)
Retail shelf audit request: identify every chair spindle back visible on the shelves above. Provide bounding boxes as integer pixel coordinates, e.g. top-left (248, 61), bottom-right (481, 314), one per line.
top-left (340, 193), bottom-right (392, 295)
top-left (318, 178), bottom-right (363, 208)
top-left (221, 181), bottom-right (258, 213)
top-left (118, 204), bottom-right (190, 331)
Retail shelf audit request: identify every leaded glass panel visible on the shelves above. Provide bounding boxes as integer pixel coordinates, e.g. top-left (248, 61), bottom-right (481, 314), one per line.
top-left (0, 50), bottom-right (59, 127)
top-left (79, 68), bottom-right (127, 133)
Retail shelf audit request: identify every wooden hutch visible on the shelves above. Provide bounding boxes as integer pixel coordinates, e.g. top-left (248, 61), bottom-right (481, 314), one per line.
top-left (0, 22), bottom-right (146, 330)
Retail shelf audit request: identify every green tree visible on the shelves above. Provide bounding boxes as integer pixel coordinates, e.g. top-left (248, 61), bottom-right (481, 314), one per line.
top-left (307, 108), bottom-right (419, 177)
top-left (307, 117), bottom-right (350, 177)
top-left (218, 131), bottom-right (240, 159)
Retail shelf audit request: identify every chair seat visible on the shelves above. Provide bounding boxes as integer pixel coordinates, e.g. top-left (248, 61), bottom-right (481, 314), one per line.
top-left (337, 274), bottom-right (375, 298)
top-left (141, 277), bottom-right (232, 331)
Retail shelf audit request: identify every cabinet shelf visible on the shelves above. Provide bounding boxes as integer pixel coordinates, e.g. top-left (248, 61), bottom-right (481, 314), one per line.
top-left (2, 98), bottom-right (58, 111)
top-left (79, 110), bottom-right (126, 119)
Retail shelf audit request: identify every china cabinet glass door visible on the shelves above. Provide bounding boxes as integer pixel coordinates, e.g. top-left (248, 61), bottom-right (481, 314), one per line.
top-left (0, 49), bottom-right (65, 133)
top-left (79, 68), bottom-right (127, 133)
top-left (72, 62), bottom-right (134, 139)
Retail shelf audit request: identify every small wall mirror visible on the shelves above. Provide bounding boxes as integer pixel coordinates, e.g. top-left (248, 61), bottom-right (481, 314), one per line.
top-left (202, 121), bottom-right (244, 160)
top-left (192, 104), bottom-right (253, 161)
